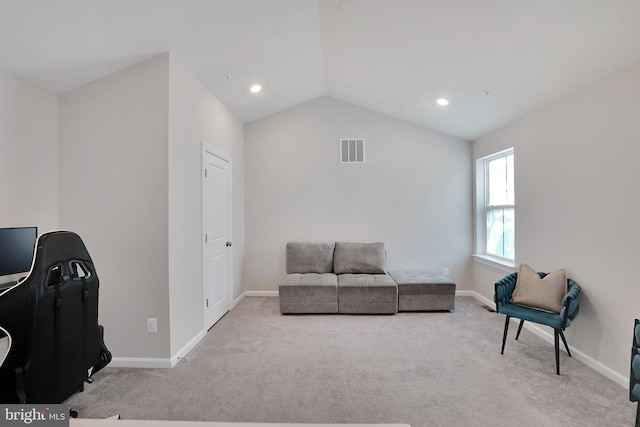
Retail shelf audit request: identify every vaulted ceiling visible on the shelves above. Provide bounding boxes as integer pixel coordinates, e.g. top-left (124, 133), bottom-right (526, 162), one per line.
top-left (1, 0), bottom-right (639, 140)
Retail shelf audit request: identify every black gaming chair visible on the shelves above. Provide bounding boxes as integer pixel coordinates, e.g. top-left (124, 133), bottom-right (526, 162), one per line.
top-left (0, 231), bottom-right (111, 403)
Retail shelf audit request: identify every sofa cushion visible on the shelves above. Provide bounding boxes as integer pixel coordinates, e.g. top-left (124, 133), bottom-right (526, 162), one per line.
top-left (333, 242), bottom-right (386, 274)
top-left (280, 273), bottom-right (338, 289)
top-left (286, 242), bottom-right (335, 274)
top-left (388, 270), bottom-right (455, 293)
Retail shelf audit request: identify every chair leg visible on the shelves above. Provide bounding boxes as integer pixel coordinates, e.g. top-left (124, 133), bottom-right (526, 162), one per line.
top-left (559, 329), bottom-right (572, 357)
top-left (515, 319), bottom-right (525, 340)
top-left (554, 329), bottom-right (560, 375)
top-left (501, 316), bottom-right (510, 355)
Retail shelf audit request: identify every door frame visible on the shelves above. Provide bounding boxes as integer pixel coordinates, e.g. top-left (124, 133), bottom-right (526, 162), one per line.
top-left (201, 141), bottom-right (233, 330)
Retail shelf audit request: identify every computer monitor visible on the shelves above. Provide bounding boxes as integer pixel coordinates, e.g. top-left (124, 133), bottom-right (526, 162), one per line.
top-left (0, 227), bottom-right (37, 278)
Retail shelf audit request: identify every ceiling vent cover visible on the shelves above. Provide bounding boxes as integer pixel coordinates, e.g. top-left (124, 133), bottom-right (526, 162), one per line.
top-left (340, 138), bottom-right (365, 163)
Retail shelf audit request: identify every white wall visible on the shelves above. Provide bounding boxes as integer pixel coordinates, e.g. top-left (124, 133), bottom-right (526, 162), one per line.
top-left (167, 54), bottom-right (245, 357)
top-left (472, 61), bottom-right (640, 382)
top-left (59, 54), bottom-right (171, 360)
top-left (58, 53), bottom-right (245, 365)
top-left (245, 96), bottom-right (472, 292)
top-left (0, 70), bottom-right (58, 260)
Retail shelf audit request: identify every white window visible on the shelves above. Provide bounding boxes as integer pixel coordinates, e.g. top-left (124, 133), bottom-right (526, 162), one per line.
top-left (477, 148), bottom-right (514, 261)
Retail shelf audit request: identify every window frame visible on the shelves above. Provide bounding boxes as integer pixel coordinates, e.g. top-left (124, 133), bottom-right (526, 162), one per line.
top-left (475, 148), bottom-right (515, 266)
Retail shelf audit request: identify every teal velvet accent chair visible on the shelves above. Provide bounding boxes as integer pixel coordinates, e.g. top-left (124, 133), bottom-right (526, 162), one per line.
top-left (494, 271), bottom-right (581, 375)
top-left (630, 319), bottom-right (640, 427)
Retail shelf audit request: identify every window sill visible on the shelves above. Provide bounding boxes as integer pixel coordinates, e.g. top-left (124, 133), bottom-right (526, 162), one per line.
top-left (472, 254), bottom-right (516, 273)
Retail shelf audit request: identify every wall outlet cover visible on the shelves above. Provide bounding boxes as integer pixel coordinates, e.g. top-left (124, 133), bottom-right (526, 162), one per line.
top-left (147, 318), bottom-right (158, 333)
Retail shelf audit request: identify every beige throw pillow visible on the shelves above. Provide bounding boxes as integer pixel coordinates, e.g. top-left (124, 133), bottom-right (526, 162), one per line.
top-left (511, 263), bottom-right (567, 313)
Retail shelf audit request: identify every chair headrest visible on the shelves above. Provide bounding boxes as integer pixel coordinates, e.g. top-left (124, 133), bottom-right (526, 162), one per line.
top-left (34, 231), bottom-right (92, 269)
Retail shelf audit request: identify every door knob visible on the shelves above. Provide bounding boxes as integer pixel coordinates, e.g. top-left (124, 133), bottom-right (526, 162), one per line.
top-left (226, 241), bottom-right (232, 247)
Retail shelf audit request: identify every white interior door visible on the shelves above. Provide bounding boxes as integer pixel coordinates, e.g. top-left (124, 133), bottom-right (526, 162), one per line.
top-left (202, 145), bottom-right (232, 330)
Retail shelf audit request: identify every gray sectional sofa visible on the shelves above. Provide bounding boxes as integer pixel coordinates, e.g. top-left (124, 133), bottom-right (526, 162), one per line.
top-left (279, 242), bottom-right (456, 314)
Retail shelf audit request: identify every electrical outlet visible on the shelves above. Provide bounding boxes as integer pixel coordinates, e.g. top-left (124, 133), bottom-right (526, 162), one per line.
top-left (147, 318), bottom-right (158, 333)
top-left (442, 268), bottom-right (449, 277)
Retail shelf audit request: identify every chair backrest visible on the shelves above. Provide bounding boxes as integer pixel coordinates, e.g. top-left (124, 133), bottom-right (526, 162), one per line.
top-left (562, 278), bottom-right (581, 326)
top-left (631, 319), bottom-right (640, 403)
top-left (0, 231), bottom-right (110, 403)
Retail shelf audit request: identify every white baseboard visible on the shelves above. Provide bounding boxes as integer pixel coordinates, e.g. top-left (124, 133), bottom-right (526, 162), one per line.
top-left (110, 329), bottom-right (207, 369)
top-left (514, 319), bottom-right (627, 387)
top-left (171, 330), bottom-right (206, 366)
top-left (107, 291), bottom-right (277, 369)
top-left (244, 290), bottom-right (279, 297)
top-left (456, 289), bottom-right (496, 309)
top-left (109, 357), bottom-right (173, 369)
top-left (233, 290), bottom-right (279, 308)
top-left (459, 290), bottom-right (628, 388)
top-left (113, 290), bottom-right (628, 387)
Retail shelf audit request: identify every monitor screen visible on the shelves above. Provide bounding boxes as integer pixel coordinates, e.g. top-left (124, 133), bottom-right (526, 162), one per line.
top-left (0, 227), bottom-right (37, 277)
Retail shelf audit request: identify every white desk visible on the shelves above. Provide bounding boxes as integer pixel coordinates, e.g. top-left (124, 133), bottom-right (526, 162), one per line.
top-left (71, 420), bottom-right (410, 427)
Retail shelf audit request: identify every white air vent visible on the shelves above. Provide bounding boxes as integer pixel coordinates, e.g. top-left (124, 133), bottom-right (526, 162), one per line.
top-left (340, 139), bottom-right (365, 163)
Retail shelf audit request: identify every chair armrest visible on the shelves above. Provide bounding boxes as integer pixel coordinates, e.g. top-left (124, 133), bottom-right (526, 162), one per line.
top-left (494, 272), bottom-right (518, 312)
top-left (559, 279), bottom-right (581, 327)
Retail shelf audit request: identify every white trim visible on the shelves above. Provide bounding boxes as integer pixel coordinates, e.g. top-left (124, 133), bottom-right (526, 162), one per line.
top-left (201, 141), bottom-right (234, 331)
top-left (202, 142), bottom-right (232, 163)
top-left (456, 289), bottom-right (496, 310)
top-left (472, 254), bottom-right (516, 272)
top-left (171, 330), bottom-right (206, 366)
top-left (475, 147), bottom-right (515, 261)
top-left (109, 357), bottom-right (173, 369)
top-left (110, 330), bottom-right (207, 369)
top-left (482, 147), bottom-right (515, 163)
top-left (461, 291), bottom-right (628, 388)
top-left (232, 293), bottom-right (245, 308)
top-left (512, 319), bottom-right (627, 387)
top-left (111, 291), bottom-right (628, 386)
top-left (232, 291), bottom-right (279, 309)
top-left (244, 290), bottom-right (279, 297)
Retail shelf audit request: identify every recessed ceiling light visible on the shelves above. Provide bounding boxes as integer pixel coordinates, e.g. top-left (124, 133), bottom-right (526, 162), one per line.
top-left (250, 84), bottom-right (262, 94)
top-left (436, 98), bottom-right (449, 106)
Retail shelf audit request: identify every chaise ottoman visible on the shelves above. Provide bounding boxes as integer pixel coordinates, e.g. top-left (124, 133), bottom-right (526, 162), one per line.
top-left (388, 270), bottom-right (456, 311)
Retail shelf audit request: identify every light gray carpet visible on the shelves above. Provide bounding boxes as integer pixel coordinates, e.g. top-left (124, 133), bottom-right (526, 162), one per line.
top-left (67, 296), bottom-right (636, 426)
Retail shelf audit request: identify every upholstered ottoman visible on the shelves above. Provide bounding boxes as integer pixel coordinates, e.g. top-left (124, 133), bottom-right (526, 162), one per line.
top-left (338, 273), bottom-right (398, 314)
top-left (279, 242), bottom-right (338, 314)
top-left (388, 270), bottom-right (456, 311)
